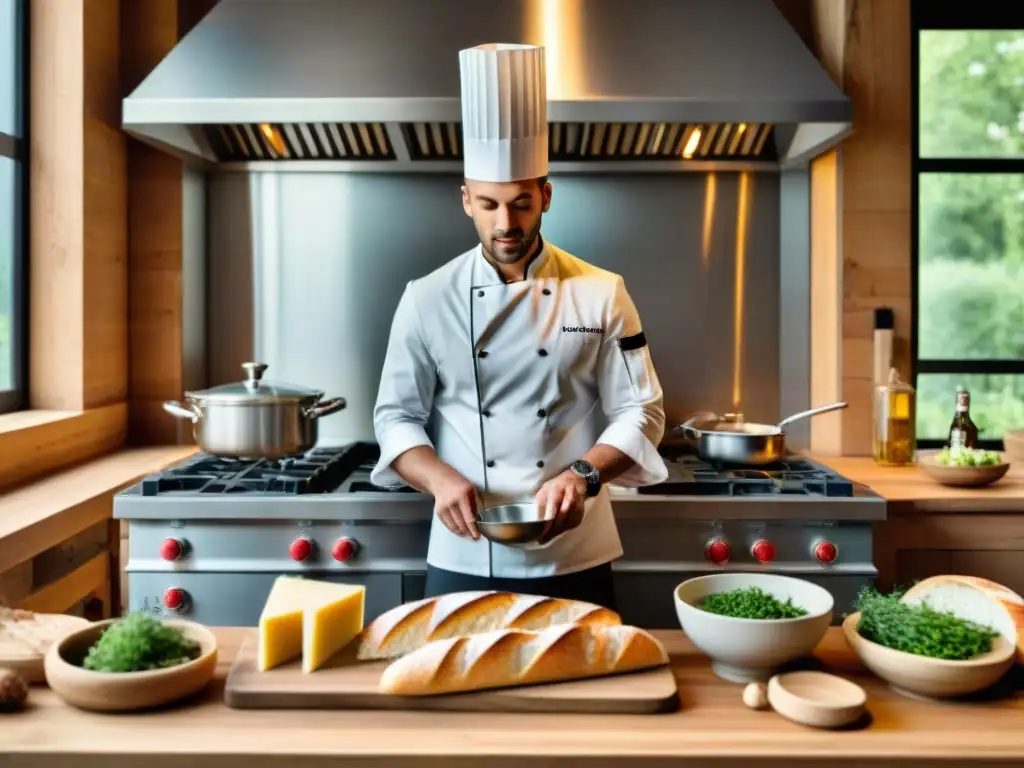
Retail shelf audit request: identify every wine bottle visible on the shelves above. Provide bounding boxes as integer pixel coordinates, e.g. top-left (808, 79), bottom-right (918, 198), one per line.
top-left (948, 388), bottom-right (979, 449)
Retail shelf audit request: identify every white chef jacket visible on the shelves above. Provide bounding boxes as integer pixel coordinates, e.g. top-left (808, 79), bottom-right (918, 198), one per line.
top-left (371, 238), bottom-right (668, 578)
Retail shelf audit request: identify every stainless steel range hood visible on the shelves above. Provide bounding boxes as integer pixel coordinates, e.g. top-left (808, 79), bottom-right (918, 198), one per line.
top-left (122, 0), bottom-right (852, 173)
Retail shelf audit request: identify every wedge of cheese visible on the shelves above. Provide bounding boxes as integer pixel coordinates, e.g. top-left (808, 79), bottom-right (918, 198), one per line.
top-left (301, 581), bottom-right (365, 673)
top-left (257, 576), bottom-right (366, 673)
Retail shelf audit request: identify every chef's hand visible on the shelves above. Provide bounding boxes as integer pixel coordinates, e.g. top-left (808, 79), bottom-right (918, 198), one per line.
top-left (535, 470), bottom-right (587, 543)
top-left (427, 466), bottom-right (481, 540)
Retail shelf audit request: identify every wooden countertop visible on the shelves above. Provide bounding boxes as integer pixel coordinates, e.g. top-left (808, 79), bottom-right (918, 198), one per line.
top-left (2, 628), bottom-right (1022, 768)
top-left (811, 456), bottom-right (1024, 514)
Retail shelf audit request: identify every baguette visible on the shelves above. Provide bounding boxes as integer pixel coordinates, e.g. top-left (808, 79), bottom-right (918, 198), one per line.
top-left (901, 575), bottom-right (1024, 663)
top-left (357, 591), bottom-right (621, 660)
top-left (379, 624), bottom-right (669, 696)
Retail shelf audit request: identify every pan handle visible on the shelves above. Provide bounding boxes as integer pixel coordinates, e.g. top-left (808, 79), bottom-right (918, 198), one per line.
top-left (679, 411), bottom-right (722, 439)
top-left (776, 401), bottom-right (848, 430)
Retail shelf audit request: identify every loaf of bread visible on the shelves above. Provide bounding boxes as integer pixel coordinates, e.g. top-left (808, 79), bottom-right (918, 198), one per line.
top-left (379, 624), bottom-right (669, 696)
top-left (901, 575), bottom-right (1024, 663)
top-left (357, 591), bottom-right (621, 660)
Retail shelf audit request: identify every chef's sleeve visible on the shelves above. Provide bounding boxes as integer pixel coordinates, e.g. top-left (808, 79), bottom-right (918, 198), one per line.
top-left (595, 276), bottom-right (669, 487)
top-left (370, 283), bottom-right (436, 488)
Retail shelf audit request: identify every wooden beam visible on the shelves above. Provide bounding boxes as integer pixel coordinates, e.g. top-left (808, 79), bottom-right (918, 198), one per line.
top-left (121, 0), bottom-right (216, 445)
top-left (19, 553), bottom-right (109, 616)
top-left (804, 0), bottom-right (912, 455)
top-left (29, 0), bottom-right (127, 412)
top-left (839, 0), bottom-right (912, 455)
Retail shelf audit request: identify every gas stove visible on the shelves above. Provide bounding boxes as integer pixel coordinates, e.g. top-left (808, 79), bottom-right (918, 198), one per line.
top-left (640, 449), bottom-right (855, 497)
top-left (114, 442), bottom-right (885, 630)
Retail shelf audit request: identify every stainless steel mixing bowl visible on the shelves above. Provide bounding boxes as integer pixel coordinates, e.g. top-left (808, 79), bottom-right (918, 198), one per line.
top-left (476, 502), bottom-right (547, 546)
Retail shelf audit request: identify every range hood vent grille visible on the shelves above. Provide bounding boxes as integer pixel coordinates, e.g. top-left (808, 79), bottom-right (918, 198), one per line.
top-left (551, 122), bottom-right (775, 161)
top-left (202, 122), bottom-right (395, 162)
top-left (400, 121), bottom-right (776, 162)
top-left (195, 121), bottom-right (777, 165)
top-left (403, 122), bottom-right (462, 160)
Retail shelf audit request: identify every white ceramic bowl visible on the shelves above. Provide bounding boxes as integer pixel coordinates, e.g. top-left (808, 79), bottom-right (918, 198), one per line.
top-left (674, 573), bottom-right (833, 683)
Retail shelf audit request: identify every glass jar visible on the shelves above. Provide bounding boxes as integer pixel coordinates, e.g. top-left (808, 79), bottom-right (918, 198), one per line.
top-left (873, 368), bottom-right (916, 465)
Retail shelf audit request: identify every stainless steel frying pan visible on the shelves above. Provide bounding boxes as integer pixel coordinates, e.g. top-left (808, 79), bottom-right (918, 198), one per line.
top-left (679, 402), bottom-right (848, 465)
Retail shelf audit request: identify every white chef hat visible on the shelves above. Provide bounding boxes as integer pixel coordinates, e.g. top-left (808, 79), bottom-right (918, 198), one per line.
top-left (459, 43), bottom-right (549, 183)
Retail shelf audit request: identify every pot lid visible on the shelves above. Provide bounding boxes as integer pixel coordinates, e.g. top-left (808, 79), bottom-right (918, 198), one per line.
top-left (185, 362), bottom-right (324, 403)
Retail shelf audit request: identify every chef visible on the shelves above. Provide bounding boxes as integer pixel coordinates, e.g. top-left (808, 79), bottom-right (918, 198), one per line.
top-left (371, 42), bottom-right (668, 611)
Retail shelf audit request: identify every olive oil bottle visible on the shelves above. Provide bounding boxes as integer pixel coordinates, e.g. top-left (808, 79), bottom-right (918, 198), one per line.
top-left (873, 368), bottom-right (916, 466)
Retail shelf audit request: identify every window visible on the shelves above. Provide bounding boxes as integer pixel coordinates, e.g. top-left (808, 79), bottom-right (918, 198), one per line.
top-left (912, 2), bottom-right (1024, 448)
top-left (0, 0), bottom-right (26, 414)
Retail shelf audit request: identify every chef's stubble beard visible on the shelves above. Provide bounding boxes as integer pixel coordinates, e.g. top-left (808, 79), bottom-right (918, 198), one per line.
top-left (481, 214), bottom-right (544, 266)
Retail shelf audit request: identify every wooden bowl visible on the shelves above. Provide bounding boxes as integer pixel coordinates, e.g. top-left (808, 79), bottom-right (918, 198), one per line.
top-left (916, 450), bottom-right (1010, 488)
top-left (766, 671), bottom-right (866, 729)
top-left (44, 618), bottom-right (218, 712)
top-left (842, 612), bottom-right (1014, 700)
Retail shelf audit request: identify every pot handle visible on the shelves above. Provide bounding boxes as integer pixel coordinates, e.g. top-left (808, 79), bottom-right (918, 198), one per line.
top-left (163, 400), bottom-right (200, 423)
top-left (305, 397), bottom-right (347, 420)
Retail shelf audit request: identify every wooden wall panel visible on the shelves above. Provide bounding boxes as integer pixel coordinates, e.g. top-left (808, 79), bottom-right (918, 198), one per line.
top-left (804, 0), bottom-right (911, 456)
top-left (120, 0), bottom-right (218, 444)
top-left (839, 0), bottom-right (912, 455)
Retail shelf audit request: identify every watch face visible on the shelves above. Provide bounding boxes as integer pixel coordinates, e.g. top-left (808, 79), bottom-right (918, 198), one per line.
top-left (572, 460), bottom-right (593, 476)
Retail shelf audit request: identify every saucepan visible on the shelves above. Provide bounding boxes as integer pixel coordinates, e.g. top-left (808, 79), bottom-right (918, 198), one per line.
top-left (679, 402), bottom-right (848, 465)
top-left (162, 362), bottom-right (346, 459)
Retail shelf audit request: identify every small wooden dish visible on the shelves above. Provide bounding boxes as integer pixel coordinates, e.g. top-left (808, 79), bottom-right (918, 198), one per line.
top-left (766, 671), bottom-right (866, 729)
top-left (842, 612), bottom-right (1014, 700)
top-left (916, 450), bottom-right (1010, 488)
top-left (44, 618), bottom-right (218, 712)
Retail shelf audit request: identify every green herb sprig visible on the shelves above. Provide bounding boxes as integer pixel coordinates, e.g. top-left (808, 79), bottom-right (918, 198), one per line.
top-left (83, 612), bottom-right (200, 673)
top-left (697, 586), bottom-right (808, 619)
top-left (854, 586), bottom-right (998, 661)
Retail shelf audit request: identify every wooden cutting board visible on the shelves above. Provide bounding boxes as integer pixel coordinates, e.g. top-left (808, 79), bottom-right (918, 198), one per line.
top-left (0, 608), bottom-right (91, 683)
top-left (224, 632), bottom-right (679, 714)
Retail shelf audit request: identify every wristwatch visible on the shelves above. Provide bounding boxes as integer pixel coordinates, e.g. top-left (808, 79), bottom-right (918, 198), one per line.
top-left (570, 460), bottom-right (601, 497)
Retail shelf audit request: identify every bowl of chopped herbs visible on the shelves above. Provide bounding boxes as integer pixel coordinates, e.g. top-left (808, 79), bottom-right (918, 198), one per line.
top-left (843, 587), bottom-right (1015, 700)
top-left (674, 573), bottom-right (833, 684)
top-left (43, 612), bottom-right (218, 712)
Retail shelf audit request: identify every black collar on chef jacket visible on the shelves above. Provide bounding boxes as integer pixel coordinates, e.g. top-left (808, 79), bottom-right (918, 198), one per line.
top-left (480, 235), bottom-right (547, 284)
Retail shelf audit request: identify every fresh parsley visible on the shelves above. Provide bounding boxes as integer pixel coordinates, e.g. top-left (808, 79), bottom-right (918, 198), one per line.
top-left (697, 586), bottom-right (808, 619)
top-left (83, 612), bottom-right (200, 673)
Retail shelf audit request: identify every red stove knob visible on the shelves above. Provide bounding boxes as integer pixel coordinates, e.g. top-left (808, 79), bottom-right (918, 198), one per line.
top-left (814, 540), bottom-right (838, 564)
top-left (332, 537), bottom-right (359, 563)
top-left (289, 537), bottom-right (313, 562)
top-left (752, 539), bottom-right (776, 563)
top-left (160, 538), bottom-right (185, 561)
top-left (162, 587), bottom-right (186, 612)
top-left (705, 539), bottom-right (730, 565)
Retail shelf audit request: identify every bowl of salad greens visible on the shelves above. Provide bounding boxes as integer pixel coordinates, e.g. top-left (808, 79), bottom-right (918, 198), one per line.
top-left (43, 612), bottom-right (218, 712)
top-left (843, 587), bottom-right (1015, 699)
top-left (674, 573), bottom-right (833, 683)
top-left (917, 447), bottom-right (1009, 488)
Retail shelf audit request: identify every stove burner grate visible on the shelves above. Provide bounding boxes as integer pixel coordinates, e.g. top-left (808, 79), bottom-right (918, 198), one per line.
top-left (639, 449), bottom-right (855, 497)
top-left (140, 444), bottom-right (379, 496)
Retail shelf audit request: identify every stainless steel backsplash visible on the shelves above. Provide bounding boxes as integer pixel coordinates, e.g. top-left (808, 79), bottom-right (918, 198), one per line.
top-left (207, 172), bottom-right (781, 444)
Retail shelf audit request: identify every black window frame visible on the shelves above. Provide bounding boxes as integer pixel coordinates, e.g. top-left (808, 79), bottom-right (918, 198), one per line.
top-left (910, 0), bottom-right (1024, 450)
top-left (0, 0), bottom-right (27, 415)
